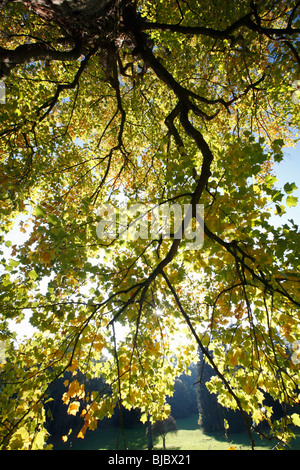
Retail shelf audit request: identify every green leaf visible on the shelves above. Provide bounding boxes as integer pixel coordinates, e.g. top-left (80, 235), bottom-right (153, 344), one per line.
top-left (178, 145), bottom-right (186, 156)
top-left (286, 195), bottom-right (298, 207)
top-left (265, 175), bottom-right (277, 186)
top-left (272, 190), bottom-right (284, 202)
top-left (47, 214), bottom-right (61, 225)
top-left (33, 205), bottom-right (46, 218)
top-left (8, 259), bottom-right (19, 267)
top-left (52, 227), bottom-right (67, 239)
top-left (274, 153), bottom-right (284, 163)
top-left (284, 182), bottom-right (297, 194)
top-left (291, 413), bottom-right (300, 427)
top-left (28, 269), bottom-right (38, 280)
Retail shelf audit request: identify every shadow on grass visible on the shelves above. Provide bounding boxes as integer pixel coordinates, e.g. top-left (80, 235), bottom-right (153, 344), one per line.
top-left (55, 424), bottom-right (156, 451)
top-left (50, 414), bottom-right (300, 451)
top-left (204, 428), bottom-right (300, 450)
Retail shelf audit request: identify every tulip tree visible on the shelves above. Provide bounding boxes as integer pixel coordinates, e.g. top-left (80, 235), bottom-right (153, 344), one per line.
top-left (0, 0), bottom-right (299, 450)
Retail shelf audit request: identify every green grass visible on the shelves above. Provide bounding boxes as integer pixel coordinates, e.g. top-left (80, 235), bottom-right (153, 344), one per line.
top-left (51, 414), bottom-right (300, 451)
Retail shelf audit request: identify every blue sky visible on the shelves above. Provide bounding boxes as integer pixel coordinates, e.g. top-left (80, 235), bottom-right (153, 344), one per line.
top-left (272, 141), bottom-right (300, 226)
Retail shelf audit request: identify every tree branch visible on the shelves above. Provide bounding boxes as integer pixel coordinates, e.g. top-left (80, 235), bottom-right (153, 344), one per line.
top-left (140, 12), bottom-right (254, 40)
top-left (204, 223), bottom-right (300, 308)
top-left (141, 10), bottom-right (300, 38)
top-left (37, 47), bottom-right (95, 122)
top-left (0, 41), bottom-right (83, 78)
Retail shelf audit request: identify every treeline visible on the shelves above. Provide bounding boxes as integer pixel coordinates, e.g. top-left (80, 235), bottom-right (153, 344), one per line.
top-left (45, 365), bottom-right (198, 445)
top-left (196, 350), bottom-right (298, 435)
top-left (45, 372), bottom-right (108, 441)
top-left (45, 351), bottom-right (297, 446)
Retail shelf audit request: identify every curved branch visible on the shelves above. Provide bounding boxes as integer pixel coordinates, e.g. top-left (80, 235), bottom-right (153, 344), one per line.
top-left (204, 223), bottom-right (300, 308)
top-left (0, 41), bottom-right (83, 78)
top-left (141, 11), bottom-right (300, 38)
top-left (37, 47), bottom-right (96, 122)
top-left (140, 12), bottom-right (253, 40)
top-left (284, 40), bottom-right (300, 67)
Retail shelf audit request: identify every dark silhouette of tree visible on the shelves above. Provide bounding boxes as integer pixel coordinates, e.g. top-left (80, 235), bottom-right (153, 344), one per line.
top-left (151, 415), bottom-right (178, 450)
top-left (147, 414), bottom-right (153, 450)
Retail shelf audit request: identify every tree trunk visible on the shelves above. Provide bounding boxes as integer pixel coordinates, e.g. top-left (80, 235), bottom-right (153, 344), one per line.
top-left (147, 414), bottom-right (153, 450)
top-left (0, 0), bottom-right (138, 78)
top-left (21, 0), bottom-right (117, 28)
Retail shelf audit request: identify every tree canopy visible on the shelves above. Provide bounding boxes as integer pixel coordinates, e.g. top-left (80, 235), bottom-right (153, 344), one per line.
top-left (0, 0), bottom-right (299, 450)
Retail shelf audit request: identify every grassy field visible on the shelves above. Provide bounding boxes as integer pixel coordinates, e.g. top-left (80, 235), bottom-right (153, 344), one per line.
top-left (52, 414), bottom-right (300, 451)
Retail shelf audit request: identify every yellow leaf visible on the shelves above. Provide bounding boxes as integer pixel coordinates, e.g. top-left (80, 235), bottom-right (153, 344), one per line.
top-left (229, 354), bottom-right (239, 366)
top-left (67, 401), bottom-right (80, 416)
top-left (227, 446), bottom-right (236, 450)
top-left (77, 425), bottom-right (88, 439)
top-left (68, 358), bottom-right (79, 375)
top-left (228, 347), bottom-right (242, 366)
top-left (86, 417), bottom-right (97, 431)
top-left (9, 427), bottom-right (30, 450)
top-left (62, 392), bottom-right (70, 405)
top-left (44, 444), bottom-right (53, 450)
top-left (243, 383), bottom-right (256, 395)
top-left (94, 341), bottom-right (104, 352)
top-left (67, 379), bottom-right (80, 397)
top-left (62, 435), bottom-right (68, 442)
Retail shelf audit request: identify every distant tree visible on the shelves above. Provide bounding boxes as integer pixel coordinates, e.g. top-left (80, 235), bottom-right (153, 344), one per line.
top-left (147, 414), bottom-right (153, 450)
top-left (151, 415), bottom-right (178, 450)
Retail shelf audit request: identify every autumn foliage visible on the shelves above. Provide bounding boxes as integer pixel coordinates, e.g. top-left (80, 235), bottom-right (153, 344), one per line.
top-left (0, 0), bottom-right (299, 450)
